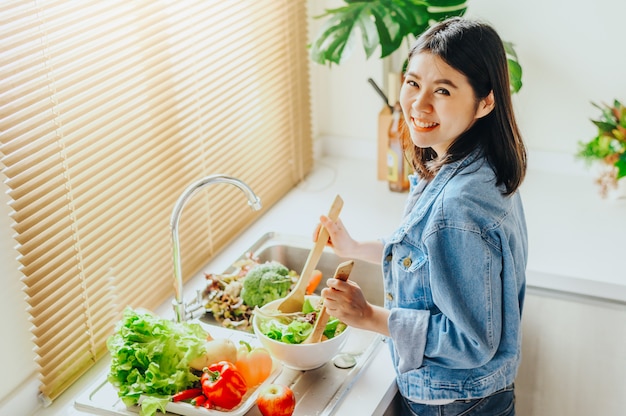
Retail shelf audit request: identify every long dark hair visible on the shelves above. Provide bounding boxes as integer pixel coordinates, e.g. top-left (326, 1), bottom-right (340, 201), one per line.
top-left (403, 17), bottom-right (526, 195)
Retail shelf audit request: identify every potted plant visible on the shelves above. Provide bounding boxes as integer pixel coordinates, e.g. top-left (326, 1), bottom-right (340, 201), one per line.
top-left (309, 0), bottom-right (523, 93)
top-left (577, 99), bottom-right (626, 198)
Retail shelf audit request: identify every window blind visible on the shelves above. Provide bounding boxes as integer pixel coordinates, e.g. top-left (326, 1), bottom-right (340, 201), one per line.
top-left (0, 0), bottom-right (312, 404)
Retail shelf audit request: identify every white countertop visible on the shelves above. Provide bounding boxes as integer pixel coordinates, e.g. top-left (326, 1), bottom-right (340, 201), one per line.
top-left (32, 153), bottom-right (626, 416)
top-left (36, 156), bottom-right (403, 416)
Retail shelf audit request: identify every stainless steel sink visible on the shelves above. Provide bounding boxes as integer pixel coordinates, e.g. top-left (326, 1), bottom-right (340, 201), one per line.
top-left (75, 232), bottom-right (388, 416)
top-left (209, 231), bottom-right (385, 306)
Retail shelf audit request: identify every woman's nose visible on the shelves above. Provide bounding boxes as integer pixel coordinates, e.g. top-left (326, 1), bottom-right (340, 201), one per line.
top-left (412, 92), bottom-right (432, 113)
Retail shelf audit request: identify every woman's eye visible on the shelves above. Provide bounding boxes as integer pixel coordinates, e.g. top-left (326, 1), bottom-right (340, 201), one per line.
top-left (435, 88), bottom-right (450, 96)
top-left (406, 79), bottom-right (418, 87)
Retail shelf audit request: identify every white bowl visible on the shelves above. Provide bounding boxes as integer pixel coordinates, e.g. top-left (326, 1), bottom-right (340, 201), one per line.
top-left (252, 296), bottom-right (351, 371)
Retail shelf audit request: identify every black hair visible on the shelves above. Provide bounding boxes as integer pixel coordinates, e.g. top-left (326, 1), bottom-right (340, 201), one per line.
top-left (403, 17), bottom-right (526, 195)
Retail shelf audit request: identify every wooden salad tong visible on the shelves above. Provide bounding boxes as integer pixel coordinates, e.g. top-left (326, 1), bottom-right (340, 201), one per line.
top-left (276, 194), bottom-right (343, 313)
top-left (303, 260), bottom-right (354, 344)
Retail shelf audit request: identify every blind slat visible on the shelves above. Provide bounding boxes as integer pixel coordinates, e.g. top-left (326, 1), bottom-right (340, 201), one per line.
top-left (0, 0), bottom-right (312, 403)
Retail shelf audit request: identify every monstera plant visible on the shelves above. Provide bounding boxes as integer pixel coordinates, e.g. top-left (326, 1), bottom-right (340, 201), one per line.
top-left (310, 0), bottom-right (523, 93)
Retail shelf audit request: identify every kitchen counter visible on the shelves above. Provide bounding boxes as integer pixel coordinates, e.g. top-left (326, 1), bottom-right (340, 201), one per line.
top-left (35, 156), bottom-right (403, 416)
top-left (32, 151), bottom-right (626, 416)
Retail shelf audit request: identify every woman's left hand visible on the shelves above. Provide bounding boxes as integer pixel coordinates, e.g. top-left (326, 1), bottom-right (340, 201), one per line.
top-left (322, 278), bottom-right (391, 336)
top-left (321, 278), bottom-right (370, 329)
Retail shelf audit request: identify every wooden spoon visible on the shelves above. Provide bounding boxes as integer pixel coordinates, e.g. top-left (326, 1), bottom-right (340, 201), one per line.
top-left (303, 260), bottom-right (354, 344)
top-left (276, 194), bottom-right (343, 313)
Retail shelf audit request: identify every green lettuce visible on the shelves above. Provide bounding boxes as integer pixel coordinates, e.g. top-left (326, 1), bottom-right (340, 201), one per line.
top-left (261, 318), bottom-right (313, 344)
top-left (106, 308), bottom-right (207, 415)
top-left (259, 298), bottom-right (347, 344)
top-left (323, 318), bottom-right (347, 340)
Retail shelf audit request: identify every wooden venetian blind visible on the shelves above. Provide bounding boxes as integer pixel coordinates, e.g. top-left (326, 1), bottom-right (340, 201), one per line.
top-left (0, 0), bottom-right (312, 404)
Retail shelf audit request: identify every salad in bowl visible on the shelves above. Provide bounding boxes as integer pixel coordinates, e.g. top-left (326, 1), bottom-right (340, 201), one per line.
top-left (252, 296), bottom-right (350, 370)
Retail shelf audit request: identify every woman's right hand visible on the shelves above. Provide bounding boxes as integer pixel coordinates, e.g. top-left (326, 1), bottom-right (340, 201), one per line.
top-left (312, 215), bottom-right (356, 258)
top-left (313, 215), bottom-right (384, 265)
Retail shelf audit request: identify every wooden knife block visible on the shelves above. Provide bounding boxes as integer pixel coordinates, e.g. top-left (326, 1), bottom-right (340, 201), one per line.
top-left (377, 105), bottom-right (392, 181)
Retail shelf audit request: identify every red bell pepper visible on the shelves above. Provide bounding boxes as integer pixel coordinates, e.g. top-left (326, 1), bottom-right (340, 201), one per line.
top-left (201, 361), bottom-right (248, 410)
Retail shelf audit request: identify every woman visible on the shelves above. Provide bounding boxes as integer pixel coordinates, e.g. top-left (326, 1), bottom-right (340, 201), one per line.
top-left (316, 17), bottom-right (527, 416)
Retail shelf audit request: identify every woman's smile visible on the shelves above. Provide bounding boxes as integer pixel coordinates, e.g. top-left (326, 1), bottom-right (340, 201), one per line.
top-left (410, 117), bottom-right (439, 132)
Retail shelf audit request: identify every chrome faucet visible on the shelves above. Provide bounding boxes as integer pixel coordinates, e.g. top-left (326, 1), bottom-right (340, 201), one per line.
top-left (170, 175), bottom-right (262, 322)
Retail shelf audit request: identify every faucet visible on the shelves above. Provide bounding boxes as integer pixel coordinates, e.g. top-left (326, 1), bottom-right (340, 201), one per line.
top-left (170, 174), bottom-right (262, 322)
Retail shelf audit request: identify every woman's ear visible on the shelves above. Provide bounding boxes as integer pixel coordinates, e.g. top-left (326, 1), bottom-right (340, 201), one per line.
top-left (476, 91), bottom-right (495, 119)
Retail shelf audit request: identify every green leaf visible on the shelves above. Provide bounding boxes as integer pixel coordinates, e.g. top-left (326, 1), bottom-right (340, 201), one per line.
top-left (503, 41), bottom-right (523, 94)
top-left (323, 318), bottom-right (341, 339)
top-left (370, 5), bottom-right (400, 57)
top-left (310, 9), bottom-right (361, 65)
top-left (503, 41), bottom-right (519, 61)
top-left (424, 0), bottom-right (468, 22)
top-left (106, 308), bottom-right (207, 408)
top-left (507, 59), bottom-right (523, 94)
top-left (391, 0), bottom-right (432, 38)
top-left (616, 154), bottom-right (626, 180)
top-left (593, 120), bottom-right (617, 133)
top-left (309, 0), bottom-right (522, 93)
top-left (310, 1), bottom-right (432, 64)
top-left (577, 134), bottom-right (618, 161)
top-left (613, 99), bottom-right (621, 110)
top-left (427, 0), bottom-right (467, 6)
top-left (302, 298), bottom-right (316, 314)
top-left (358, 7), bottom-right (383, 58)
top-left (139, 396), bottom-right (170, 416)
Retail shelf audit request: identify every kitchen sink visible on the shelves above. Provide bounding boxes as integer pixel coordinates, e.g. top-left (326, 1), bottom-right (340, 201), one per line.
top-left (205, 231), bottom-right (385, 308)
top-left (75, 232), bottom-right (389, 416)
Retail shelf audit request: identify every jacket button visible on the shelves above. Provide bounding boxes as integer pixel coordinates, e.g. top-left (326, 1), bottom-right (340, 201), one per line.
top-left (403, 257), bottom-right (412, 267)
top-left (386, 293), bottom-right (393, 301)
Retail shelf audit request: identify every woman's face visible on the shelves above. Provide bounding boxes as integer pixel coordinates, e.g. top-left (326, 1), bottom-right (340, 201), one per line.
top-left (400, 52), bottom-right (494, 157)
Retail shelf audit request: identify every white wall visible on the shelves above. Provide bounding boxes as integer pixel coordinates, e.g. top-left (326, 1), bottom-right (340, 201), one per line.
top-left (466, 0), bottom-right (625, 154)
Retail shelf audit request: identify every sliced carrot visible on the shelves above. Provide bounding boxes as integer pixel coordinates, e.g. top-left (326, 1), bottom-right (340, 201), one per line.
top-left (306, 270), bottom-right (323, 295)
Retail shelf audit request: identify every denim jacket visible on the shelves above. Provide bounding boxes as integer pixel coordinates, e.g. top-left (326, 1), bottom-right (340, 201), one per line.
top-left (382, 148), bottom-right (528, 402)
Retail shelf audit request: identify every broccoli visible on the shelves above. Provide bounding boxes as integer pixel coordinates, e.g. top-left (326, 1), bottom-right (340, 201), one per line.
top-left (241, 261), bottom-right (293, 307)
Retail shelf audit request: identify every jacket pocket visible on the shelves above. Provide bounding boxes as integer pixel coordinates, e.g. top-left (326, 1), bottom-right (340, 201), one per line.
top-left (390, 241), bottom-right (428, 308)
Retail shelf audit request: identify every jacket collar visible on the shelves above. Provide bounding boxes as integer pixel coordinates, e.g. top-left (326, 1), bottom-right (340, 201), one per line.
top-left (388, 148), bottom-right (484, 244)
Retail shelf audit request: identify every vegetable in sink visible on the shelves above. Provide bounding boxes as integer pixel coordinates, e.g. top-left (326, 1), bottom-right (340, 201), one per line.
top-left (241, 261), bottom-right (294, 308)
top-left (202, 255), bottom-right (299, 330)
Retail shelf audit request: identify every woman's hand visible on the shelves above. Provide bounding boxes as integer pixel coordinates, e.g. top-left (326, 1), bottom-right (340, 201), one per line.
top-left (312, 213), bottom-right (389, 334)
top-left (313, 214), bottom-right (384, 264)
top-left (321, 279), bottom-right (369, 327)
top-left (321, 279), bottom-right (390, 336)
top-left (312, 215), bottom-right (357, 258)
